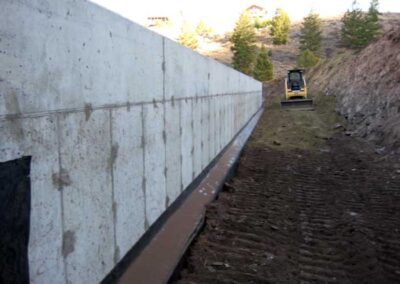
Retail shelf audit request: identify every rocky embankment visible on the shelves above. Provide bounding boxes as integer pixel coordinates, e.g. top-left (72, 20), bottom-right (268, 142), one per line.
top-left (309, 28), bottom-right (400, 154)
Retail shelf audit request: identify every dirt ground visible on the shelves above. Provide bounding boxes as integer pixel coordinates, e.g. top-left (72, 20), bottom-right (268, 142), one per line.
top-left (172, 93), bottom-right (400, 283)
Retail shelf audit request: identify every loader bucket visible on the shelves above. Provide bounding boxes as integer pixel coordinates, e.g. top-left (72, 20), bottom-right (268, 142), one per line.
top-left (281, 99), bottom-right (314, 110)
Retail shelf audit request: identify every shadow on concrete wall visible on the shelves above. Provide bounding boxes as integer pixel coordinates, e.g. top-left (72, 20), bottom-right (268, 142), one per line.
top-left (0, 156), bottom-right (31, 284)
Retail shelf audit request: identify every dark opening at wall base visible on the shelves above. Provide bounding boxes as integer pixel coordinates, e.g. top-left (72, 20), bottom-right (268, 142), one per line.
top-left (0, 156), bottom-right (31, 284)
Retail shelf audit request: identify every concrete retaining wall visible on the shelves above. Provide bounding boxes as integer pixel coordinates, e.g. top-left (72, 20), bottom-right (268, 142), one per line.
top-left (0, 0), bottom-right (262, 283)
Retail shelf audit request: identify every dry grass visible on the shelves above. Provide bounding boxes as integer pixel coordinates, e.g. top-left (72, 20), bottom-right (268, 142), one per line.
top-left (248, 91), bottom-right (345, 151)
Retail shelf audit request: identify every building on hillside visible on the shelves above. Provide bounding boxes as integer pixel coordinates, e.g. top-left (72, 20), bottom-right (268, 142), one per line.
top-left (145, 15), bottom-right (179, 41)
top-left (246, 5), bottom-right (267, 19)
top-left (146, 16), bottom-right (171, 28)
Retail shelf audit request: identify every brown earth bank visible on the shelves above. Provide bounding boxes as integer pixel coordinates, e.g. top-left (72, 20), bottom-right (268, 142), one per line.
top-left (171, 93), bottom-right (400, 283)
top-left (309, 27), bottom-right (400, 154)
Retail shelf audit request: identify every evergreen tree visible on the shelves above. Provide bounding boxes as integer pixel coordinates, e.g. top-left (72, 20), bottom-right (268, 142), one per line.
top-left (270, 8), bottom-right (291, 45)
top-left (365, 0), bottom-right (380, 41)
top-left (230, 11), bottom-right (256, 75)
top-left (341, 0), bottom-right (380, 49)
top-left (178, 22), bottom-right (198, 49)
top-left (297, 49), bottom-right (320, 68)
top-left (253, 46), bottom-right (274, 81)
top-left (254, 17), bottom-right (269, 29)
top-left (341, 2), bottom-right (366, 48)
top-left (195, 20), bottom-right (213, 37)
top-left (254, 17), bottom-right (263, 29)
top-left (299, 12), bottom-right (322, 53)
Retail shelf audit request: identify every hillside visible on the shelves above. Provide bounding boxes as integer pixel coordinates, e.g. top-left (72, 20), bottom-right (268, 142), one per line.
top-left (197, 12), bottom-right (400, 154)
top-left (197, 13), bottom-right (400, 78)
top-left (308, 27), bottom-right (400, 153)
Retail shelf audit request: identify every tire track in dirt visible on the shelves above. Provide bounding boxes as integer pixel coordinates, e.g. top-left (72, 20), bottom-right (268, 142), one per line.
top-left (173, 136), bottom-right (400, 283)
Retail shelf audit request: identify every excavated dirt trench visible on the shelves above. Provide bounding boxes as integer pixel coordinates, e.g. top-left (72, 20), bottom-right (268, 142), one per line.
top-left (172, 94), bottom-right (400, 283)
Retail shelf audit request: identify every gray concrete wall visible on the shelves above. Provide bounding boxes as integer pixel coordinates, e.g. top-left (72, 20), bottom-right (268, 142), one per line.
top-left (0, 0), bottom-right (262, 283)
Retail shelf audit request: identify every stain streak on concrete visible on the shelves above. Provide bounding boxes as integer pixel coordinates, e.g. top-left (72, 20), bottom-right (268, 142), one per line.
top-left (4, 90), bottom-right (24, 139)
top-left (52, 168), bottom-right (72, 189)
top-left (62, 230), bottom-right (75, 258)
top-left (108, 143), bottom-right (119, 169)
top-left (84, 103), bottom-right (93, 121)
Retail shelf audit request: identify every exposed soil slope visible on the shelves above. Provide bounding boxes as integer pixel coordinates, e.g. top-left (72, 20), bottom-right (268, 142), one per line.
top-left (309, 27), bottom-right (400, 153)
top-left (173, 94), bottom-right (400, 283)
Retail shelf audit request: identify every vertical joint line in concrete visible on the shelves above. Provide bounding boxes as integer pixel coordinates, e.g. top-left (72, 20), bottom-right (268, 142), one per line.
top-left (200, 98), bottom-right (203, 170)
top-left (109, 109), bottom-right (118, 265)
top-left (141, 105), bottom-right (149, 230)
top-left (179, 101), bottom-right (183, 192)
top-left (162, 37), bottom-right (166, 102)
top-left (199, 98), bottom-right (203, 172)
top-left (208, 98), bottom-right (212, 162)
top-left (163, 103), bottom-right (167, 209)
top-left (208, 99), bottom-right (211, 159)
top-left (56, 114), bottom-right (68, 284)
top-left (191, 99), bottom-right (195, 179)
top-left (207, 72), bottom-right (210, 96)
top-left (162, 38), bottom-right (168, 208)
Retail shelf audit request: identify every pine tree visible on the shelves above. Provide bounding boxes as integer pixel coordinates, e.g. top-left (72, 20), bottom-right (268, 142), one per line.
top-left (253, 46), bottom-right (274, 81)
top-left (341, 0), bottom-right (380, 49)
top-left (196, 21), bottom-right (213, 37)
top-left (254, 17), bottom-right (269, 29)
top-left (365, 0), bottom-right (380, 41)
top-left (299, 12), bottom-right (322, 53)
top-left (230, 11), bottom-right (256, 75)
top-left (297, 49), bottom-right (320, 68)
top-left (178, 22), bottom-right (198, 50)
top-left (341, 3), bottom-right (366, 48)
top-left (270, 8), bottom-right (291, 45)
top-left (254, 17), bottom-right (263, 29)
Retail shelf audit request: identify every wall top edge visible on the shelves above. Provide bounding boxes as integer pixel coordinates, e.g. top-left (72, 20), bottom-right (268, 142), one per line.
top-left (81, 0), bottom-right (262, 82)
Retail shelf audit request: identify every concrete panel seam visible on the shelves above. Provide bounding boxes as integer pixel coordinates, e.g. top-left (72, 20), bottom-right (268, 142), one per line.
top-left (191, 99), bottom-right (195, 180)
top-left (56, 114), bottom-right (68, 284)
top-left (163, 102), bottom-right (168, 209)
top-left (162, 37), bottom-right (166, 101)
top-left (0, 92), bottom-right (261, 121)
top-left (109, 109), bottom-right (118, 265)
top-left (140, 105), bottom-right (149, 230)
top-left (179, 102), bottom-right (183, 192)
top-left (162, 37), bottom-right (168, 208)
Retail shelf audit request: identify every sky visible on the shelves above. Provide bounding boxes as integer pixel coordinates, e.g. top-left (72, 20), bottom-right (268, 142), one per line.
top-left (91, 0), bottom-right (400, 32)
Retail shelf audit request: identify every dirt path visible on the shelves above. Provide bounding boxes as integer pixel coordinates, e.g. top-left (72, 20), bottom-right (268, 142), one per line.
top-left (173, 94), bottom-right (400, 283)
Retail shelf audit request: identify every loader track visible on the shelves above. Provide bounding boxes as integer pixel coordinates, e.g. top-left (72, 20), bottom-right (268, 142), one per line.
top-left (174, 136), bottom-right (400, 283)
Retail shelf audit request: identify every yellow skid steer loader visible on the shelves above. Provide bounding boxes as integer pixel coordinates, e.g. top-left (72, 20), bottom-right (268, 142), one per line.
top-left (281, 69), bottom-right (313, 109)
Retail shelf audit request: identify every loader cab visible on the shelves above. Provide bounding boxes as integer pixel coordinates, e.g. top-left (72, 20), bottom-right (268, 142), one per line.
top-left (285, 69), bottom-right (307, 100)
top-left (287, 70), bottom-right (305, 91)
